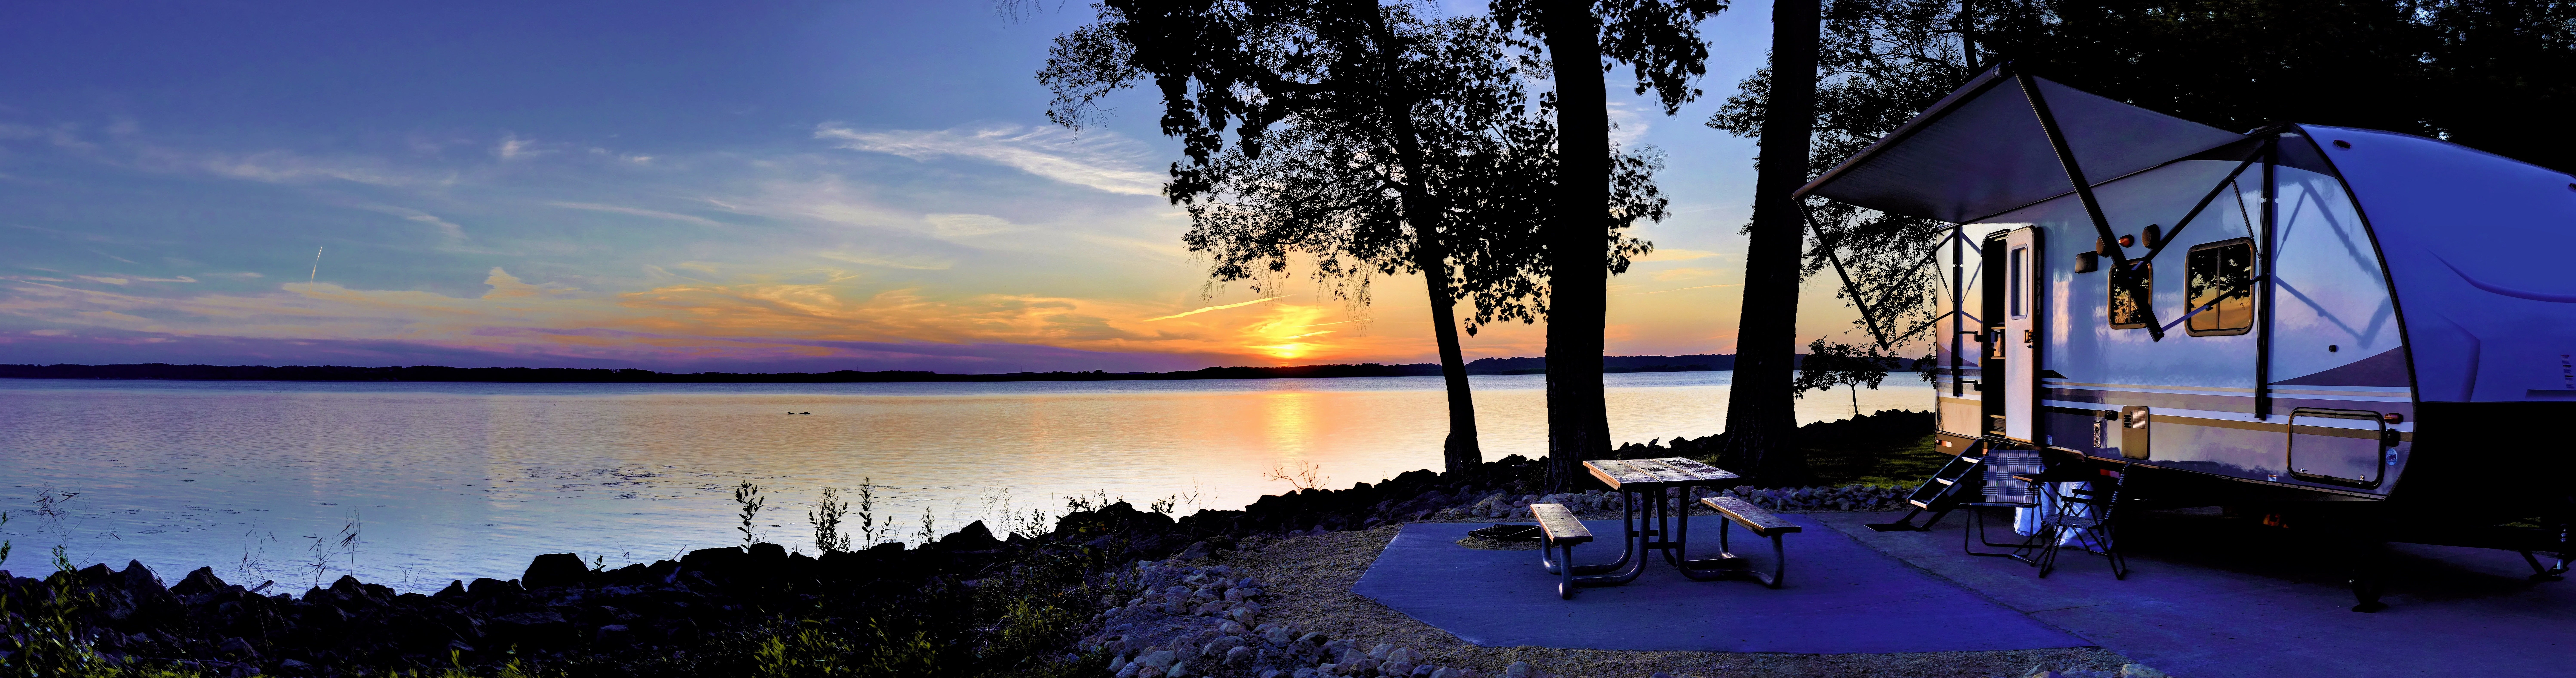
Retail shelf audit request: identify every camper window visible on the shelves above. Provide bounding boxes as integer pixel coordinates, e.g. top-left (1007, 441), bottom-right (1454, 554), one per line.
top-left (2108, 262), bottom-right (2153, 329)
top-left (2010, 247), bottom-right (2027, 318)
top-left (2185, 238), bottom-right (2256, 336)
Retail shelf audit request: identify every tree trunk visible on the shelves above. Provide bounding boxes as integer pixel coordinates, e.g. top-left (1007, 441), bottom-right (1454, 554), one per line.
top-left (1849, 384), bottom-right (1860, 418)
top-left (1364, 7), bottom-right (1484, 474)
top-left (1718, 0), bottom-right (1820, 488)
top-left (1417, 240), bottom-right (1485, 473)
top-left (1541, 0), bottom-right (1613, 492)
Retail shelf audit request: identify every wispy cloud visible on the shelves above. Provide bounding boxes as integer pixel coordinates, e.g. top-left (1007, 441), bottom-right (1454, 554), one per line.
top-left (1636, 247), bottom-right (1720, 262)
top-left (547, 201), bottom-right (726, 227)
top-left (1144, 295), bottom-right (1288, 322)
top-left (1620, 283), bottom-right (1742, 296)
top-left (495, 134), bottom-right (540, 160)
top-left (177, 149), bottom-right (425, 186)
top-left (1652, 267), bottom-right (1720, 281)
top-left (817, 250), bottom-right (954, 270)
top-left (815, 124), bottom-right (1166, 196)
top-left (358, 204), bottom-right (469, 240)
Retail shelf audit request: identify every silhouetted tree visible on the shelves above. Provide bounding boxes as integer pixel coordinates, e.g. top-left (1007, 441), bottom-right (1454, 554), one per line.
top-left (1037, 2), bottom-right (1664, 474)
top-left (1700, 0), bottom-right (1823, 487)
top-left (1793, 337), bottom-right (1900, 417)
top-left (1486, 0), bottom-right (1727, 491)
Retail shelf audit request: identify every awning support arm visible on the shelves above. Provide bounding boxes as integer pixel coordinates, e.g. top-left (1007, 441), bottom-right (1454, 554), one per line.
top-left (2137, 147), bottom-right (2267, 265)
top-left (2016, 73), bottom-right (2164, 342)
top-left (1802, 203), bottom-right (1895, 351)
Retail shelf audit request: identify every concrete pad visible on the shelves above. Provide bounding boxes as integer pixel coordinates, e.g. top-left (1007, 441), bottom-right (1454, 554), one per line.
top-left (1813, 509), bottom-right (2576, 678)
top-left (1351, 515), bottom-right (2091, 653)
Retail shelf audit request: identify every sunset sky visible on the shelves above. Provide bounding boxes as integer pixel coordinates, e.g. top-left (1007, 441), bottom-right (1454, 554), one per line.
top-left (0, 0), bottom-right (1874, 374)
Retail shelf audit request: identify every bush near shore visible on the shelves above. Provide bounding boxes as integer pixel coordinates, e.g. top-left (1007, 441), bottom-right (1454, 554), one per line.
top-left (0, 412), bottom-right (1935, 677)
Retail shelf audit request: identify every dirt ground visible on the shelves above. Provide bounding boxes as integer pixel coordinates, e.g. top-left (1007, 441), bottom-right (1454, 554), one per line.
top-left (1222, 520), bottom-right (2137, 678)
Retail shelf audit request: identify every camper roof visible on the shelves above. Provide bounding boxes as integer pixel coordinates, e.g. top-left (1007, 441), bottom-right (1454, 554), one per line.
top-left (1794, 67), bottom-right (2245, 224)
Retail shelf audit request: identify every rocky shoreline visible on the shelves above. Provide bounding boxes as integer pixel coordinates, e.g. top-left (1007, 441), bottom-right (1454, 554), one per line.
top-left (3, 411), bottom-right (1990, 677)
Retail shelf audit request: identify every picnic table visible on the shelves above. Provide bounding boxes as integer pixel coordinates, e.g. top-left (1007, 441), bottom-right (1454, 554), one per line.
top-left (1541, 458), bottom-right (1749, 589)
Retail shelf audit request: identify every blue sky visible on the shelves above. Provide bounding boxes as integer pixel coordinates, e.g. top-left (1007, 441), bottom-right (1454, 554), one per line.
top-left (0, 0), bottom-right (1866, 373)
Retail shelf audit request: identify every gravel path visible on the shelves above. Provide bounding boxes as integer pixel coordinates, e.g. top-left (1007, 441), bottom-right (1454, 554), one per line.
top-left (1223, 522), bottom-right (2146, 678)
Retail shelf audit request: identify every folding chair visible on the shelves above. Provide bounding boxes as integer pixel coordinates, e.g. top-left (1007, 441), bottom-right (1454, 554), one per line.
top-left (1964, 448), bottom-right (2044, 559)
top-left (2036, 463), bottom-right (2133, 579)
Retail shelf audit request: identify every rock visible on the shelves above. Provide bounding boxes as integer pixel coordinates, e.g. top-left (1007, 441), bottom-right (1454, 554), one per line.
top-left (1368, 643), bottom-right (1393, 660)
top-left (1384, 661), bottom-right (1414, 677)
top-left (1504, 661), bottom-right (1533, 678)
top-left (522, 553), bottom-right (588, 589)
top-left (1225, 645), bottom-right (1252, 666)
top-left (1429, 670), bottom-right (1459, 678)
top-left (938, 521), bottom-right (1003, 551)
top-left (216, 636), bottom-right (257, 659)
top-left (1137, 666), bottom-right (1168, 678)
top-left (171, 567), bottom-right (228, 596)
top-left (1138, 649), bottom-right (1180, 671)
top-left (2119, 665), bottom-right (2168, 678)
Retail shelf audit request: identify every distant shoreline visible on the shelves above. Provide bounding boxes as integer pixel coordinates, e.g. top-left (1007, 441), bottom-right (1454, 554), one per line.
top-left (0, 355), bottom-right (1783, 384)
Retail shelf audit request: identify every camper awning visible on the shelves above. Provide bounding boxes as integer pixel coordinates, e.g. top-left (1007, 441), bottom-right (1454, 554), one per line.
top-left (1794, 68), bottom-right (2246, 224)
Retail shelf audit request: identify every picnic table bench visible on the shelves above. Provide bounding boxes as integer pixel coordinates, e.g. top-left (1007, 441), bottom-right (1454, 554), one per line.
top-left (1693, 495), bottom-right (1801, 587)
top-left (1530, 503), bottom-right (1592, 598)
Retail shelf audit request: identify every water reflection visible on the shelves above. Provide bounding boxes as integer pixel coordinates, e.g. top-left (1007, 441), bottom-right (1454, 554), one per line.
top-left (0, 373), bottom-right (1927, 590)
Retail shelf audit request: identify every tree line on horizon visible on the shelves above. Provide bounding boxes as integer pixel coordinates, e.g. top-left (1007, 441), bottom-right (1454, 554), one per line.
top-left (0, 354), bottom-right (1893, 383)
top-left (1017, 0), bottom-right (2574, 488)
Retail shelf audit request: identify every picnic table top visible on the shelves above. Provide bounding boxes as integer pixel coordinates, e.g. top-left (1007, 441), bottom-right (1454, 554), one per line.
top-left (1584, 457), bottom-right (1743, 489)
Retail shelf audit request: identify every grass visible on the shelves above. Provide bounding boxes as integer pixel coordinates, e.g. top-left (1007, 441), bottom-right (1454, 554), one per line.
top-left (1685, 433), bottom-right (1950, 490)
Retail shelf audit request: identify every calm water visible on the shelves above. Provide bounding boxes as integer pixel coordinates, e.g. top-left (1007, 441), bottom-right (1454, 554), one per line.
top-left (0, 373), bottom-right (1928, 591)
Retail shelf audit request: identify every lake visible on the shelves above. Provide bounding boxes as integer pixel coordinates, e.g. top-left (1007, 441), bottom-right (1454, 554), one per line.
top-left (0, 372), bottom-right (1929, 591)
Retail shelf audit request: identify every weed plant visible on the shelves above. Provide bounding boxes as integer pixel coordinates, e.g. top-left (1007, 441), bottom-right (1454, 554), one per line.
top-left (733, 482), bottom-right (766, 548)
top-left (811, 486), bottom-right (853, 554)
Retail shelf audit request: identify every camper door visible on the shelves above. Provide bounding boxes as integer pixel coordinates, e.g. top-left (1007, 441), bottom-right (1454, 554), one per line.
top-left (2003, 228), bottom-right (2044, 443)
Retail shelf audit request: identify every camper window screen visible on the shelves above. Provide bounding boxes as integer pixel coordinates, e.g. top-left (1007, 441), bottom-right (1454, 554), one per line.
top-left (2185, 238), bottom-right (2255, 336)
top-left (2108, 262), bottom-right (2153, 329)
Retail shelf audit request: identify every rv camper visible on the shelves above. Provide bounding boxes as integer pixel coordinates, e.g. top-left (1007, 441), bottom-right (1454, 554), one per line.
top-left (1799, 65), bottom-right (2575, 604)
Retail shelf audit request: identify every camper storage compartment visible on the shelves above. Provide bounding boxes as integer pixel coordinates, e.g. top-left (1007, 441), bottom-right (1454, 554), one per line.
top-left (2288, 408), bottom-right (2387, 488)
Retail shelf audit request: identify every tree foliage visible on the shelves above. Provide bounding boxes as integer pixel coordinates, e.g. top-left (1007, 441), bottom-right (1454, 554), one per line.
top-left (1793, 337), bottom-right (1902, 417)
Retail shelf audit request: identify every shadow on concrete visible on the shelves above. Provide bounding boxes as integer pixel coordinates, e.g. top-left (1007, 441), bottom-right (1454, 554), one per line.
top-left (1815, 508), bottom-right (2575, 678)
top-left (1351, 515), bottom-right (2089, 654)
